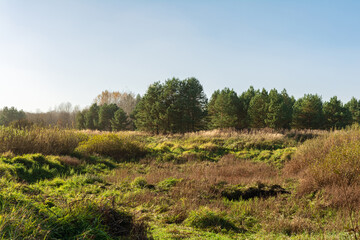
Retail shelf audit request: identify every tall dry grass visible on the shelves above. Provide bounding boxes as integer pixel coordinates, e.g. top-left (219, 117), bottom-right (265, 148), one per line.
top-left (284, 125), bottom-right (360, 208)
top-left (0, 126), bottom-right (84, 155)
top-left (184, 128), bottom-right (325, 140)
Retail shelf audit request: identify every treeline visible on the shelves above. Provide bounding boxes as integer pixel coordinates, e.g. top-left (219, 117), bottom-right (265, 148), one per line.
top-left (132, 78), bottom-right (357, 133)
top-left (0, 103), bottom-right (79, 129)
top-left (76, 91), bottom-right (140, 131)
top-left (74, 78), bottom-right (360, 133)
top-left (1, 77), bottom-right (360, 133)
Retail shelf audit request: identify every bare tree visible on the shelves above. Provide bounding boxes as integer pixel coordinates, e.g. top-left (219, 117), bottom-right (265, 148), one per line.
top-left (94, 90), bottom-right (140, 115)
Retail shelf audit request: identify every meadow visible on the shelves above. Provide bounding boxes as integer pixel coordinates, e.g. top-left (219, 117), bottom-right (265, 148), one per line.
top-left (1, 125), bottom-right (360, 239)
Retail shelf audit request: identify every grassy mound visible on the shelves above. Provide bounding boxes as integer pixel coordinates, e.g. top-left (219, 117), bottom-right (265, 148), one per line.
top-left (185, 207), bottom-right (241, 232)
top-left (76, 134), bottom-right (147, 161)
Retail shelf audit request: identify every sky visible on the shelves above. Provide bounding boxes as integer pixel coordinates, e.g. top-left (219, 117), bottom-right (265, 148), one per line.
top-left (0, 0), bottom-right (360, 112)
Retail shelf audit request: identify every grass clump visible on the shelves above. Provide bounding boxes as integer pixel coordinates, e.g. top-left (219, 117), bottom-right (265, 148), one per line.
top-left (185, 207), bottom-right (240, 232)
top-left (49, 201), bottom-right (136, 239)
top-left (131, 177), bottom-right (149, 189)
top-left (157, 177), bottom-right (182, 191)
top-left (76, 133), bottom-right (147, 162)
top-left (2, 154), bottom-right (68, 183)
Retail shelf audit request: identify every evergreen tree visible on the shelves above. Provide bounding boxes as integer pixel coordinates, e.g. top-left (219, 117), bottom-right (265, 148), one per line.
top-left (0, 107), bottom-right (26, 126)
top-left (99, 103), bottom-right (119, 131)
top-left (75, 110), bottom-right (86, 129)
top-left (323, 96), bottom-right (352, 129)
top-left (248, 89), bottom-right (269, 128)
top-left (179, 78), bottom-right (207, 132)
top-left (135, 78), bottom-right (207, 133)
top-left (345, 97), bottom-right (360, 124)
top-left (292, 94), bottom-right (324, 129)
top-left (208, 88), bottom-right (241, 129)
top-left (134, 82), bottom-right (164, 134)
top-left (111, 108), bottom-right (129, 131)
top-left (265, 89), bottom-right (294, 129)
top-left (239, 86), bottom-right (256, 128)
top-left (85, 103), bottom-right (100, 130)
top-left (161, 78), bottom-right (182, 133)
top-left (281, 89), bottom-right (296, 129)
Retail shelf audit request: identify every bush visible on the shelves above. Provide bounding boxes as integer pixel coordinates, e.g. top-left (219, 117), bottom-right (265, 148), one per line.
top-left (76, 133), bottom-right (147, 161)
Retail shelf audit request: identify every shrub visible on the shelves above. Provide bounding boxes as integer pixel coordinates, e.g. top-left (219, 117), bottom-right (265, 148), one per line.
top-left (284, 126), bottom-right (360, 207)
top-left (76, 133), bottom-right (147, 161)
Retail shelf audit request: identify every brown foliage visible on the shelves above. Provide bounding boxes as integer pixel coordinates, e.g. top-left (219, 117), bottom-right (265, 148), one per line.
top-left (284, 126), bottom-right (360, 209)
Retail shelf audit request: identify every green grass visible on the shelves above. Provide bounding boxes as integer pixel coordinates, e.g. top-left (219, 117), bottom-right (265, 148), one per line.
top-left (0, 126), bottom-right (356, 239)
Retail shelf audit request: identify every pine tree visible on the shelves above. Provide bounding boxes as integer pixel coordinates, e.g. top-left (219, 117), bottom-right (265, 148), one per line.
top-left (208, 88), bottom-right (241, 129)
top-left (111, 108), bottom-right (129, 131)
top-left (99, 103), bottom-right (119, 131)
top-left (134, 82), bottom-right (164, 134)
top-left (179, 78), bottom-right (207, 132)
top-left (0, 107), bottom-right (26, 126)
top-left (292, 94), bottom-right (324, 129)
top-left (248, 89), bottom-right (269, 128)
top-left (323, 96), bottom-right (352, 129)
top-left (85, 103), bottom-right (100, 130)
top-left (345, 97), bottom-right (360, 124)
top-left (239, 86), bottom-right (256, 128)
top-left (75, 110), bottom-right (86, 129)
top-left (265, 89), bottom-right (294, 129)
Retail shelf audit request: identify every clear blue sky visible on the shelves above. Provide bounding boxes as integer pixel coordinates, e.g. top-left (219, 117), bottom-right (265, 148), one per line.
top-left (1, 0), bottom-right (359, 112)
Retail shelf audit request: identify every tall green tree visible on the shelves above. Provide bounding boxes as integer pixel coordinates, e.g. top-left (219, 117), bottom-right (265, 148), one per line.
top-left (111, 108), bottom-right (129, 131)
top-left (99, 103), bottom-right (119, 131)
top-left (292, 94), bottom-right (324, 129)
top-left (0, 107), bottom-right (26, 126)
top-left (248, 89), bottom-right (269, 128)
top-left (75, 110), bottom-right (86, 129)
top-left (323, 96), bottom-right (352, 129)
top-left (345, 97), bottom-right (360, 124)
top-left (134, 82), bottom-right (164, 134)
top-left (179, 78), bottom-right (208, 132)
top-left (239, 86), bottom-right (256, 128)
top-left (85, 103), bottom-right (100, 130)
top-left (265, 89), bottom-right (294, 129)
top-left (135, 78), bottom-right (207, 133)
top-left (208, 88), bottom-right (241, 129)
top-left (161, 78), bottom-right (182, 133)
